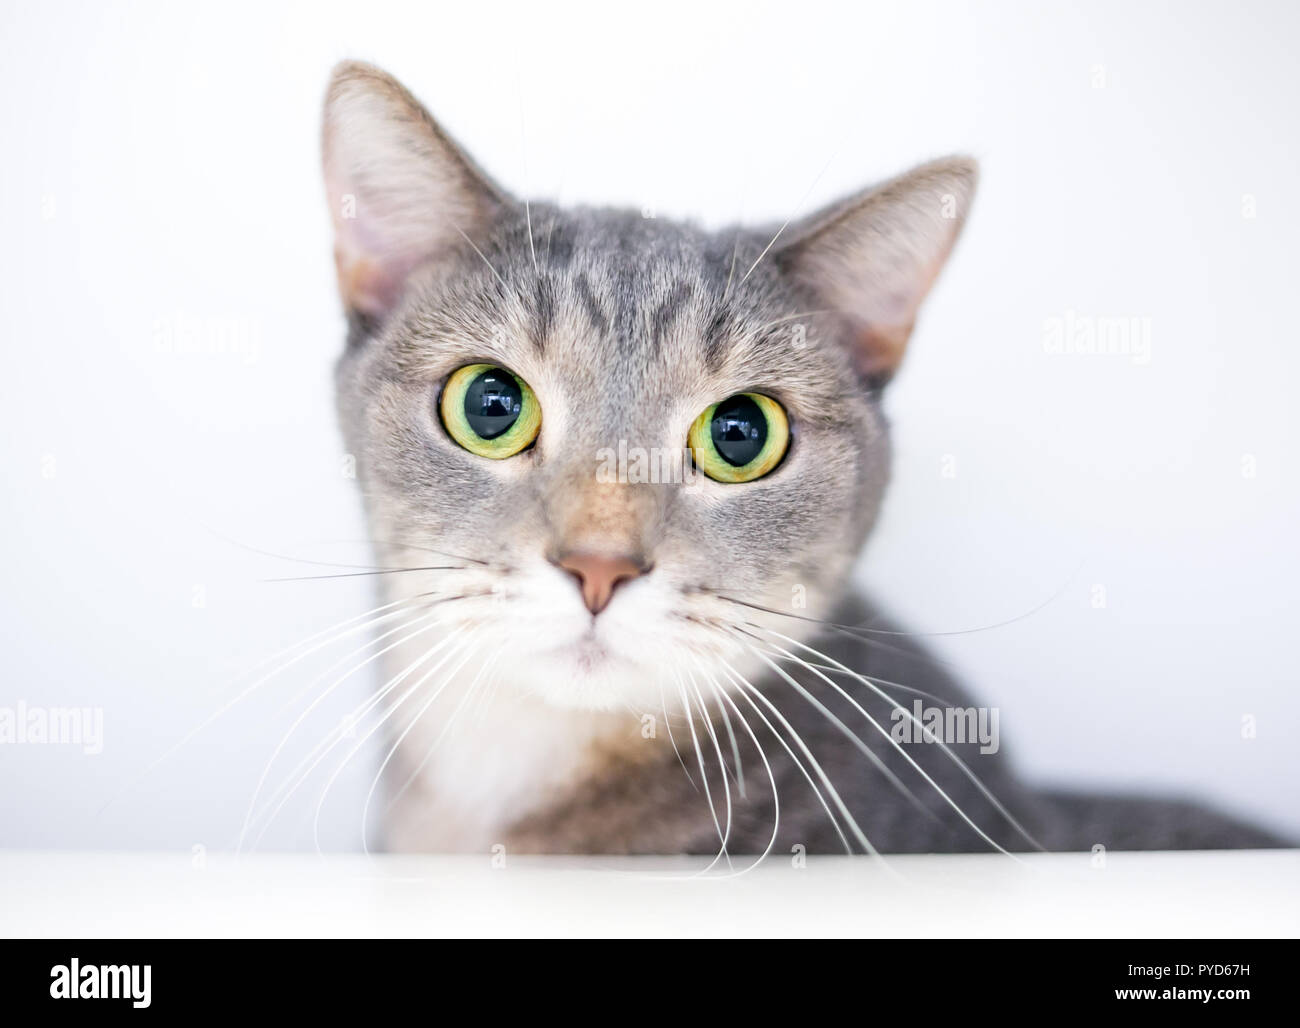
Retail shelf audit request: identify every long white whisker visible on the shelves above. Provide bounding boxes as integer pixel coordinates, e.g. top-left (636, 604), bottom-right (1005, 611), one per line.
top-left (382, 656), bottom-right (496, 815)
top-left (736, 633), bottom-right (941, 826)
top-left (720, 230), bottom-right (741, 305)
top-left (713, 659), bottom-right (853, 856)
top-left (244, 636), bottom-right (471, 852)
top-left (237, 608), bottom-right (452, 853)
top-left (274, 605), bottom-right (444, 714)
top-left (455, 225), bottom-right (508, 290)
top-left (104, 594), bottom-right (431, 817)
top-left (672, 668), bottom-right (727, 864)
top-left (719, 657), bottom-right (883, 860)
top-left (766, 650), bottom-right (958, 706)
top-left (704, 674), bottom-right (781, 876)
top-left (362, 647), bottom-right (497, 853)
top-left (685, 668), bottom-right (734, 871)
top-left (312, 641), bottom-right (482, 855)
top-left (762, 626), bottom-right (1043, 853)
top-left (658, 675), bottom-right (699, 792)
top-left (524, 202), bottom-right (538, 276)
top-left (463, 649), bottom-right (507, 730)
top-left (707, 667), bottom-right (746, 798)
top-left (512, 52), bottom-right (540, 278)
top-left (737, 152), bottom-right (836, 287)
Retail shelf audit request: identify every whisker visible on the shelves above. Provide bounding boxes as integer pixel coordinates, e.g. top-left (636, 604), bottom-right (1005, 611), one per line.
top-left (274, 592), bottom-right (486, 715)
top-left (673, 669), bottom-right (726, 856)
top-left (760, 625), bottom-right (1044, 854)
top-left (702, 673), bottom-right (780, 875)
top-left (313, 640), bottom-right (482, 856)
top-left (512, 58), bottom-right (539, 279)
top-left (735, 629), bottom-right (942, 827)
top-left (242, 632), bottom-right (475, 852)
top-left (205, 528), bottom-right (415, 573)
top-left (361, 538), bottom-right (492, 567)
top-left (720, 229), bottom-right (741, 305)
top-left (361, 646), bottom-right (496, 853)
top-left (684, 668), bottom-right (734, 871)
top-left (260, 565), bottom-right (466, 583)
top-left (240, 635), bottom-right (456, 854)
top-left (100, 594), bottom-right (434, 817)
top-left (696, 594), bottom-right (963, 670)
top-left (524, 199), bottom-right (539, 276)
top-left (707, 565), bottom-right (1079, 639)
top-left (737, 151), bottom-right (836, 287)
top-left (238, 605), bottom-right (454, 852)
top-left (381, 646), bottom-right (503, 812)
top-left (464, 657), bottom-right (504, 730)
top-left (713, 659), bottom-right (855, 856)
top-left (455, 224), bottom-right (509, 290)
top-left (724, 660), bottom-right (889, 860)
top-left (658, 676), bottom-right (699, 793)
top-left (765, 650), bottom-right (958, 706)
top-left (700, 663), bottom-right (746, 798)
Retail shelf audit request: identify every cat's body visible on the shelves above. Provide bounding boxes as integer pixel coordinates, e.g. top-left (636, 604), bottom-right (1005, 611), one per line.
top-left (322, 61), bottom-right (1283, 855)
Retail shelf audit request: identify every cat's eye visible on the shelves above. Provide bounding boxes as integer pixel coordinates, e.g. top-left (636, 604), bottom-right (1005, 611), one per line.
top-left (439, 363), bottom-right (541, 459)
top-left (687, 392), bottom-right (790, 483)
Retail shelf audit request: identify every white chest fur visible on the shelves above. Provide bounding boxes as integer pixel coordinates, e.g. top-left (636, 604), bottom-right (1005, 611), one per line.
top-left (378, 641), bottom-right (639, 852)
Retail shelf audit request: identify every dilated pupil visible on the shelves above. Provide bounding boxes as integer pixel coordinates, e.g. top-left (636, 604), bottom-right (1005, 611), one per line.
top-left (463, 370), bottom-right (522, 440)
top-left (711, 394), bottom-right (767, 467)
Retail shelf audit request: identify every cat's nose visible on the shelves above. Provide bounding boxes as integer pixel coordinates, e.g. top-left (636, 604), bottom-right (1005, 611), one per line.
top-left (554, 552), bottom-right (648, 616)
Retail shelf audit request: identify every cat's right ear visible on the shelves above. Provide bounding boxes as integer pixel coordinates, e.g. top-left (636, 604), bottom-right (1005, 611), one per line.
top-left (321, 61), bottom-right (507, 321)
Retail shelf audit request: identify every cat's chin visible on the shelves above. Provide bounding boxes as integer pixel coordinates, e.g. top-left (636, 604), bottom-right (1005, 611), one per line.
top-left (523, 635), bottom-right (649, 711)
top-left (564, 630), bottom-right (617, 674)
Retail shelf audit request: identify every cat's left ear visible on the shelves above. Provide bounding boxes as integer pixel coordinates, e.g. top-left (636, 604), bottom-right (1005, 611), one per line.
top-left (321, 60), bottom-right (508, 321)
top-left (776, 156), bottom-right (977, 385)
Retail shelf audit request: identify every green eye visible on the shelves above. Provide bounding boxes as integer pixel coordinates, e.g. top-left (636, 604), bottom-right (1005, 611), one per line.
top-left (688, 392), bottom-right (790, 483)
top-left (439, 363), bottom-right (541, 459)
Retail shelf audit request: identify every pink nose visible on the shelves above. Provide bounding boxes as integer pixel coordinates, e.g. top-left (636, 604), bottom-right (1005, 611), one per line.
top-left (555, 552), bottom-right (647, 615)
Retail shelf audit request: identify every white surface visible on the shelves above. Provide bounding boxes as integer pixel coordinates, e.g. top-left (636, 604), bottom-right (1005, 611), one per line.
top-left (1, 850), bottom-right (1296, 938)
top-left (0, 0), bottom-right (1297, 852)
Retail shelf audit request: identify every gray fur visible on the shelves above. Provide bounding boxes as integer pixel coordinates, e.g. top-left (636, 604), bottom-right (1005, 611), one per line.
top-left (322, 61), bottom-right (1284, 854)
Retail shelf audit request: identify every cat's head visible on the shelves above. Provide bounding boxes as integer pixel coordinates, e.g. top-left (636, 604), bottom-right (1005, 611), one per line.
top-left (322, 61), bottom-right (974, 712)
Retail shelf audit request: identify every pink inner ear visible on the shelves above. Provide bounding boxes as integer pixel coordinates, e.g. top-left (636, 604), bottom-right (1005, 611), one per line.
top-left (784, 157), bottom-right (976, 382)
top-left (322, 61), bottom-right (510, 320)
top-left (333, 249), bottom-right (402, 320)
top-left (326, 173), bottom-right (424, 318)
top-left (830, 236), bottom-right (959, 381)
top-left (330, 211), bottom-right (418, 319)
top-left (855, 322), bottom-right (915, 381)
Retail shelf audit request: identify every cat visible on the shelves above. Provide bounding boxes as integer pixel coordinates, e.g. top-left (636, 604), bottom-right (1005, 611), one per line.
top-left (320, 60), bottom-right (1282, 855)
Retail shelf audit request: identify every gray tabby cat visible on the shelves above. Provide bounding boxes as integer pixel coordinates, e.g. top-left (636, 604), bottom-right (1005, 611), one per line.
top-left (321, 61), bottom-right (1279, 855)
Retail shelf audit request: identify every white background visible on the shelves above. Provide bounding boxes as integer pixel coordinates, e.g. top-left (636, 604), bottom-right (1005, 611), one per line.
top-left (1, 0), bottom-right (1296, 852)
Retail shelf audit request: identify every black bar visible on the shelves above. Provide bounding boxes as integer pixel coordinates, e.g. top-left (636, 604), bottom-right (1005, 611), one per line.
top-left (0, 940), bottom-right (1281, 1016)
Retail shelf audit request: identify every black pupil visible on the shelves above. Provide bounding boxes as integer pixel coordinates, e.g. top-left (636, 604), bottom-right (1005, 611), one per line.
top-left (710, 394), bottom-right (768, 467)
top-left (463, 369), bottom-right (523, 440)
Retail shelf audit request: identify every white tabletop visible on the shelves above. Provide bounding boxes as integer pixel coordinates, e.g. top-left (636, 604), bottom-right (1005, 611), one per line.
top-left (2, 849), bottom-right (1296, 938)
